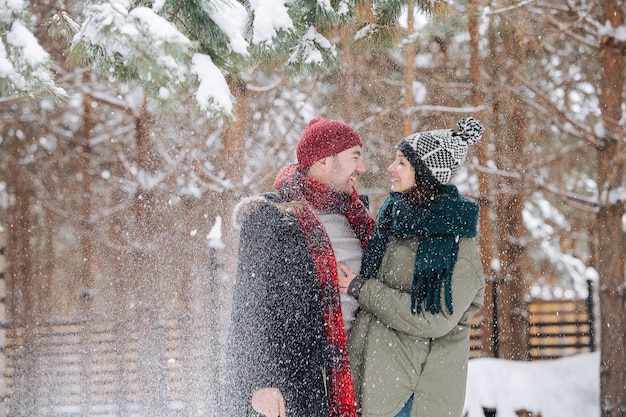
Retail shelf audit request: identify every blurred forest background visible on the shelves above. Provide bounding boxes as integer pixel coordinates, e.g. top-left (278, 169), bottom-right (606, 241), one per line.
top-left (0, 0), bottom-right (624, 416)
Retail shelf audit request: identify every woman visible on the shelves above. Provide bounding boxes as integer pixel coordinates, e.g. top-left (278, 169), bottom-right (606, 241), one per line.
top-left (338, 117), bottom-right (486, 417)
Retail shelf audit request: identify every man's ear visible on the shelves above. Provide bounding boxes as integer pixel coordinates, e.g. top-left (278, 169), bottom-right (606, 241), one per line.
top-left (310, 157), bottom-right (330, 173)
top-left (306, 158), bottom-right (329, 182)
top-left (314, 157), bottom-right (329, 167)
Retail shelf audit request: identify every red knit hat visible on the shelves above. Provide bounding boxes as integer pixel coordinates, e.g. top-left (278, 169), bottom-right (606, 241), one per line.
top-left (296, 118), bottom-right (363, 169)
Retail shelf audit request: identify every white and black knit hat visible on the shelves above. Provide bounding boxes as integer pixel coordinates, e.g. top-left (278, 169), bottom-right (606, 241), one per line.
top-left (396, 117), bottom-right (484, 185)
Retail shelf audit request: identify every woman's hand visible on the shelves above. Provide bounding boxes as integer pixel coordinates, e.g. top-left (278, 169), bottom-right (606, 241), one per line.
top-left (337, 262), bottom-right (357, 294)
top-left (252, 387), bottom-right (286, 417)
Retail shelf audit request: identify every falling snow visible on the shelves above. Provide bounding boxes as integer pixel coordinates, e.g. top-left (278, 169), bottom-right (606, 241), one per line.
top-left (0, 1), bottom-right (621, 416)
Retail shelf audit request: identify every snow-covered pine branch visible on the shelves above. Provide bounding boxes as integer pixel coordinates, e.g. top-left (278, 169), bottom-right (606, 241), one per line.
top-left (0, 1), bottom-right (67, 102)
top-left (45, 0), bottom-right (360, 118)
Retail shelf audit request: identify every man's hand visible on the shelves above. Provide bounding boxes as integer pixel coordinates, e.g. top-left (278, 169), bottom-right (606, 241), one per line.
top-left (337, 262), bottom-right (356, 294)
top-left (252, 387), bottom-right (286, 417)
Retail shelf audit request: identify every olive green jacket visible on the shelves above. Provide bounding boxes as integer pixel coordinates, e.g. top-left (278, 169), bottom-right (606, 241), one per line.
top-left (349, 236), bottom-right (485, 417)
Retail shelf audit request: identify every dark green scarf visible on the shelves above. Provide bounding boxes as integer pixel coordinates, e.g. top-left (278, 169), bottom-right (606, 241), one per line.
top-left (361, 184), bottom-right (479, 314)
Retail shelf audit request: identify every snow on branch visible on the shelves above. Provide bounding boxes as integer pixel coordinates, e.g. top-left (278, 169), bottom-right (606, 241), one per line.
top-left (250, 0), bottom-right (294, 44)
top-left (286, 26), bottom-right (339, 74)
top-left (191, 54), bottom-right (234, 116)
top-left (68, 3), bottom-right (192, 98)
top-left (201, 0), bottom-right (250, 56)
top-left (599, 20), bottom-right (626, 43)
top-left (1, 5), bottom-right (67, 101)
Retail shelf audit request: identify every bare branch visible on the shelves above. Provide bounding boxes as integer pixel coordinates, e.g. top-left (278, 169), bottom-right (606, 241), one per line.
top-left (535, 181), bottom-right (598, 212)
top-left (193, 161), bottom-right (230, 193)
top-left (407, 104), bottom-right (487, 115)
top-left (528, 2), bottom-right (599, 49)
top-left (516, 75), bottom-right (602, 147)
top-left (87, 91), bottom-right (139, 117)
top-left (485, 0), bottom-right (536, 15)
top-left (0, 96), bottom-right (20, 107)
top-left (472, 162), bottom-right (598, 212)
top-left (246, 76), bottom-right (284, 92)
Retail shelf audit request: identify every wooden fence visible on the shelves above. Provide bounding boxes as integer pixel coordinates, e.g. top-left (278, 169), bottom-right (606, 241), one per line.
top-left (2, 297), bottom-right (595, 416)
top-left (525, 298), bottom-right (594, 360)
top-left (4, 319), bottom-right (220, 416)
top-left (469, 295), bottom-right (594, 360)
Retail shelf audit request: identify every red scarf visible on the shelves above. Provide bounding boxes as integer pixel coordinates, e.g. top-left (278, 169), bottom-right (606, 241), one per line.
top-left (274, 164), bottom-right (374, 417)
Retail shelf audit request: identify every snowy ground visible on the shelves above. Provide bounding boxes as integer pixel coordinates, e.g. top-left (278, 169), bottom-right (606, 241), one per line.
top-left (463, 352), bottom-right (599, 417)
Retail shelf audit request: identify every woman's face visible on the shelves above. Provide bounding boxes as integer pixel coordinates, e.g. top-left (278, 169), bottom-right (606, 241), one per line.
top-left (388, 150), bottom-right (416, 193)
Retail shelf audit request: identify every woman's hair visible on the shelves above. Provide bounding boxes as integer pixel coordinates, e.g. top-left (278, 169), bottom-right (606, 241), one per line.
top-left (402, 171), bottom-right (443, 206)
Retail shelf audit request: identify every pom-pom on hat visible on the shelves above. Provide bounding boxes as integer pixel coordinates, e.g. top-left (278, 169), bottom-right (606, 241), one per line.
top-left (396, 117), bottom-right (484, 185)
top-left (296, 118), bottom-right (363, 169)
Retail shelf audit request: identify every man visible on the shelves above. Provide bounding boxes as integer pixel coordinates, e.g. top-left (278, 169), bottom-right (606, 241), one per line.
top-left (223, 118), bottom-right (375, 417)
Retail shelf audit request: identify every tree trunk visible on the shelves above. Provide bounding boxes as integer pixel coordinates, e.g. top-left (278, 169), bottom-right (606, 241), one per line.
top-left (0, 231), bottom-right (6, 417)
top-left (402, 4), bottom-right (417, 137)
top-left (468, 0), bottom-right (496, 357)
top-left (220, 76), bottom-right (247, 275)
top-left (79, 90), bottom-right (96, 412)
top-left (494, 189), bottom-right (529, 360)
top-left (339, 25), bottom-right (356, 123)
top-left (131, 97), bottom-right (168, 412)
top-left (213, 76), bottom-right (248, 414)
top-left (488, 7), bottom-right (530, 361)
top-left (597, 3), bottom-right (626, 414)
top-left (5, 125), bottom-right (39, 414)
top-left (79, 92), bottom-right (96, 319)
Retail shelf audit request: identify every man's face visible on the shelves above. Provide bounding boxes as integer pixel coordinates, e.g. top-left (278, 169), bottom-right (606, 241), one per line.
top-left (326, 145), bottom-right (366, 194)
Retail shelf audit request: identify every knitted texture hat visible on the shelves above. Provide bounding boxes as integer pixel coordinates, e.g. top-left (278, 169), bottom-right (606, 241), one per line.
top-left (396, 117), bottom-right (484, 184)
top-left (296, 118), bottom-right (363, 169)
